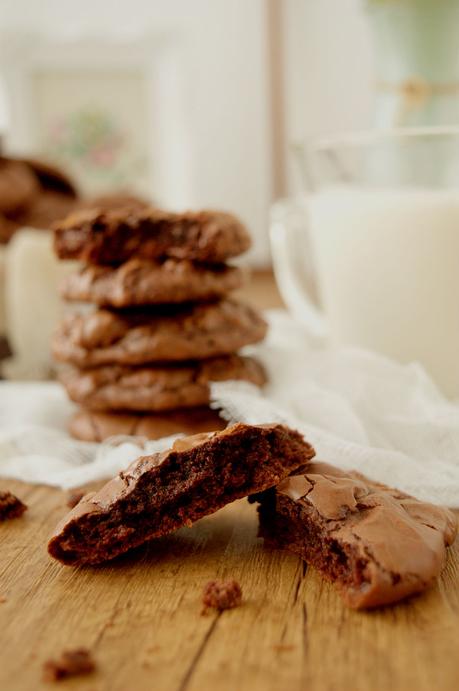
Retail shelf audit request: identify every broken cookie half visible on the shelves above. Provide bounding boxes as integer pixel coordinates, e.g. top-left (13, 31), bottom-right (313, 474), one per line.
top-left (48, 423), bottom-right (314, 566)
top-left (253, 462), bottom-right (457, 609)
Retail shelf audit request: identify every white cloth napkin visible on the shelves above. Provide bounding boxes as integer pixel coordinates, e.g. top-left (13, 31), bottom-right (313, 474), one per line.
top-left (1, 310), bottom-right (459, 506)
top-left (0, 382), bottom-right (185, 489)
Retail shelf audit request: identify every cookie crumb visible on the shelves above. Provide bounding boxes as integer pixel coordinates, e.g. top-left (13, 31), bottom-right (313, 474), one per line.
top-left (0, 595), bottom-right (7, 604)
top-left (0, 491), bottom-right (27, 521)
top-left (66, 491), bottom-right (84, 509)
top-left (42, 648), bottom-right (95, 682)
top-left (201, 579), bottom-right (242, 613)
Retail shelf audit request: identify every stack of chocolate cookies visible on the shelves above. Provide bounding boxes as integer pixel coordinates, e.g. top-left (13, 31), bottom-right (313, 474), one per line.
top-left (52, 206), bottom-right (268, 441)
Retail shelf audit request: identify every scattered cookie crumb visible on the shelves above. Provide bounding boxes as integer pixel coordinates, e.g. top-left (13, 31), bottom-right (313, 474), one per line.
top-left (201, 579), bottom-right (242, 614)
top-left (42, 648), bottom-right (95, 682)
top-left (0, 491), bottom-right (27, 521)
top-left (0, 595), bottom-right (7, 604)
top-left (66, 491), bottom-right (84, 509)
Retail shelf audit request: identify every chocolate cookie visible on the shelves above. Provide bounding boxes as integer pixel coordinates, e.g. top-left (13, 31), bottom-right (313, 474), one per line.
top-left (0, 158), bottom-right (39, 215)
top-left (60, 355), bottom-right (266, 412)
top-left (69, 407), bottom-right (227, 442)
top-left (54, 207), bottom-right (251, 264)
top-left (253, 462), bottom-right (457, 609)
top-left (21, 158), bottom-right (77, 197)
top-left (12, 190), bottom-right (77, 230)
top-left (0, 215), bottom-right (20, 244)
top-left (48, 423), bottom-right (314, 565)
top-left (60, 258), bottom-right (244, 307)
top-left (52, 299), bottom-right (267, 367)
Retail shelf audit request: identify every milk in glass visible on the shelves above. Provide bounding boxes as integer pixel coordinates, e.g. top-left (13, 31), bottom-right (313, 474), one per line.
top-left (309, 186), bottom-right (459, 396)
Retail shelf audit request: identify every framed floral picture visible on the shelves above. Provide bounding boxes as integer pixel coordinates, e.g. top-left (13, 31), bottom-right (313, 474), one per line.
top-left (32, 69), bottom-right (150, 195)
top-left (0, 34), bottom-right (192, 206)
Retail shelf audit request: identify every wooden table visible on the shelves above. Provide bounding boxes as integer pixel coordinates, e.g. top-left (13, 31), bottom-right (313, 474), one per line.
top-left (1, 272), bottom-right (459, 691)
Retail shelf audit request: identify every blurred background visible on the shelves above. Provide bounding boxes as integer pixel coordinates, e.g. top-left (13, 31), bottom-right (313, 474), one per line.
top-left (0, 0), bottom-right (374, 264)
top-left (2, 0), bottom-right (459, 385)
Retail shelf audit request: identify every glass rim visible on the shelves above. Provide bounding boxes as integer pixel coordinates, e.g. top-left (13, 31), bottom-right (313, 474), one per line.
top-left (292, 125), bottom-right (459, 154)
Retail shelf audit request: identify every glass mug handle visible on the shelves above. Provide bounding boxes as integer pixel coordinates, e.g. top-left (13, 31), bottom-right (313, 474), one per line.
top-left (269, 198), bottom-right (328, 340)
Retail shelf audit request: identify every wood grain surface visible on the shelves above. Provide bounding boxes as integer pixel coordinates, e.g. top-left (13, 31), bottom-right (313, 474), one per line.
top-left (1, 272), bottom-right (459, 690)
top-left (1, 481), bottom-right (458, 691)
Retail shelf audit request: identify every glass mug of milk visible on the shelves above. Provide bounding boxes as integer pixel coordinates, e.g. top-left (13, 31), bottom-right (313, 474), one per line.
top-left (270, 127), bottom-right (459, 397)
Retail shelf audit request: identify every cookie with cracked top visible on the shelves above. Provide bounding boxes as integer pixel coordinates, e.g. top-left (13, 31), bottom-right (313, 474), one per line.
top-left (48, 422), bottom-right (315, 565)
top-left (54, 207), bottom-right (251, 264)
top-left (253, 462), bottom-right (457, 609)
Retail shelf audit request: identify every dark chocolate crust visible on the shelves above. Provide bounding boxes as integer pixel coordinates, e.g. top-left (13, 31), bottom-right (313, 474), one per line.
top-left (54, 207), bottom-right (251, 264)
top-left (60, 259), bottom-right (244, 307)
top-left (254, 462), bottom-right (457, 609)
top-left (52, 299), bottom-right (268, 367)
top-left (59, 355), bottom-right (266, 412)
top-left (48, 423), bottom-right (315, 566)
top-left (69, 407), bottom-right (227, 442)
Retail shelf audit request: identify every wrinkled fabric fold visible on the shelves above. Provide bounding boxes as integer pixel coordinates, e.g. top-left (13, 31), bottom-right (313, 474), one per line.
top-left (1, 310), bottom-right (459, 503)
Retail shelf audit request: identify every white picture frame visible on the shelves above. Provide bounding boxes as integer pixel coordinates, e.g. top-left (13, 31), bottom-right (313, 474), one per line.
top-left (0, 33), bottom-right (193, 207)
